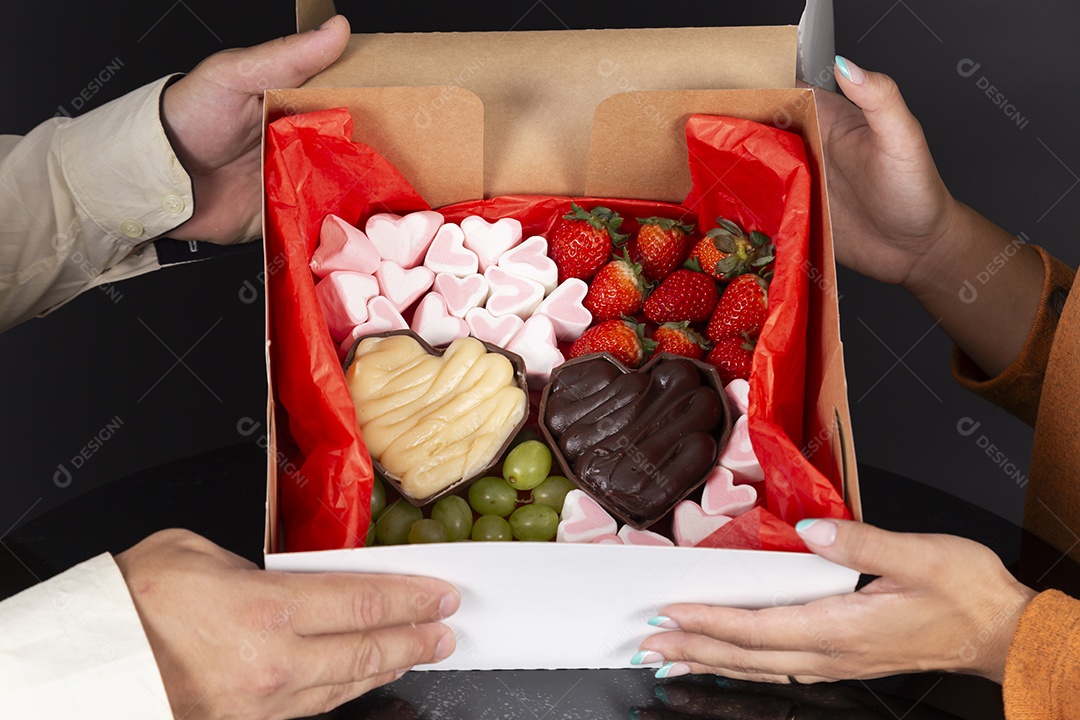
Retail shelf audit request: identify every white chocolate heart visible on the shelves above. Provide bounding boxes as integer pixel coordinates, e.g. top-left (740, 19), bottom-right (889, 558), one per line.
top-left (701, 464), bottom-right (758, 517)
top-left (672, 500), bottom-right (732, 547)
top-left (311, 215), bottom-right (381, 277)
top-left (465, 307), bottom-right (524, 348)
top-left (376, 261), bottom-right (434, 313)
top-left (410, 293), bottom-right (470, 348)
top-left (617, 525), bottom-right (675, 547)
top-left (534, 278), bottom-right (592, 342)
top-left (365, 210), bottom-right (444, 268)
top-left (423, 223), bottom-right (479, 277)
top-left (461, 215), bottom-right (523, 272)
top-left (497, 235), bottom-right (558, 294)
top-left (505, 314), bottom-right (564, 390)
top-left (718, 415), bottom-right (764, 484)
top-left (484, 266), bottom-right (545, 320)
top-left (315, 271), bottom-right (381, 342)
top-left (557, 490), bottom-right (617, 543)
top-left (337, 296), bottom-right (408, 359)
top-left (433, 273), bottom-right (489, 318)
top-left (724, 379), bottom-right (750, 417)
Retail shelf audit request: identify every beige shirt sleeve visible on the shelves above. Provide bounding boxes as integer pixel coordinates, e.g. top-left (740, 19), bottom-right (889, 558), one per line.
top-left (0, 75), bottom-right (194, 332)
top-left (0, 553), bottom-right (172, 718)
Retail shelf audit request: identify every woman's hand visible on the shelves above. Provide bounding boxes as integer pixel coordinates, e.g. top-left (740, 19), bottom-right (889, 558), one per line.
top-left (115, 529), bottom-right (459, 720)
top-left (814, 57), bottom-right (960, 291)
top-left (160, 16), bottom-right (350, 244)
top-left (634, 519), bottom-right (1036, 685)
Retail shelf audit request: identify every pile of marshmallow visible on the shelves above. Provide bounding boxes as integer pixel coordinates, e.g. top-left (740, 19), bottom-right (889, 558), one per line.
top-left (311, 211), bottom-right (593, 388)
top-left (555, 378), bottom-right (764, 547)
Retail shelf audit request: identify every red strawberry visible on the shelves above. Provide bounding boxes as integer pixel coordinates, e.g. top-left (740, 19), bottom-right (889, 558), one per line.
top-left (702, 216), bottom-right (775, 280)
top-left (707, 335), bottom-right (756, 384)
top-left (642, 267), bottom-right (720, 324)
top-left (636, 217), bottom-right (694, 281)
top-left (652, 321), bottom-right (711, 361)
top-left (689, 235), bottom-right (730, 282)
top-left (583, 250), bottom-right (649, 321)
top-left (568, 318), bottom-right (654, 369)
top-left (706, 274), bottom-right (769, 343)
top-left (549, 203), bottom-right (629, 282)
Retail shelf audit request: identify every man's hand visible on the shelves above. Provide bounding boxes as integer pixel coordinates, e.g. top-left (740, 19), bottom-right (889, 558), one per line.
top-left (114, 529), bottom-right (458, 720)
top-left (635, 520), bottom-right (1035, 685)
top-left (160, 16), bottom-right (351, 244)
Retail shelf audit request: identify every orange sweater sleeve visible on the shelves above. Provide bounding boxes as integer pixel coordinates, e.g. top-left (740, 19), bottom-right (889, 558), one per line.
top-left (1003, 590), bottom-right (1080, 719)
top-left (951, 246), bottom-right (1075, 426)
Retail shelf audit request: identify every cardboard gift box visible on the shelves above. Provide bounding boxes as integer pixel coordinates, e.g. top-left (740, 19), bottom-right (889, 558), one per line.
top-left (261, 0), bottom-right (861, 670)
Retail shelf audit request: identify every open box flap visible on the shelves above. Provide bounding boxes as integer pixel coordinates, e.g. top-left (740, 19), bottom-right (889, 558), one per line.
top-left (296, 24), bottom-right (797, 199)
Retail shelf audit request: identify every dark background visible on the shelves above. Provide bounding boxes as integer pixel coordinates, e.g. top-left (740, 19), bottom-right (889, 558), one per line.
top-left (2, 0), bottom-right (1075, 537)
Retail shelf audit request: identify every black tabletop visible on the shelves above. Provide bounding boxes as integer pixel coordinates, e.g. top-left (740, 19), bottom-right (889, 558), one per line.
top-left (2, 443), bottom-right (1077, 720)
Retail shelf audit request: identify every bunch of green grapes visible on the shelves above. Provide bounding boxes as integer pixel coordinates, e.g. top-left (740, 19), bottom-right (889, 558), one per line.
top-left (366, 431), bottom-right (577, 545)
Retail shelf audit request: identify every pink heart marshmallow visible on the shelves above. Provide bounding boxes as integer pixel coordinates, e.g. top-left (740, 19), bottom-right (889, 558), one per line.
top-left (376, 261), bottom-right (435, 313)
top-left (464, 307), bottom-right (524, 348)
top-left (505, 314), bottom-right (565, 390)
top-left (672, 501), bottom-right (732, 547)
top-left (310, 215), bottom-right (381, 278)
top-left (423, 223), bottom-right (479, 277)
top-left (718, 415), bottom-right (765, 484)
top-left (433, 273), bottom-right (489, 318)
top-left (557, 490), bottom-right (618, 543)
top-left (497, 235), bottom-right (558, 294)
top-left (591, 533), bottom-right (623, 545)
top-left (701, 464), bottom-right (758, 517)
top-left (461, 215), bottom-right (523, 272)
top-left (534, 278), bottom-right (592, 342)
top-left (484, 265), bottom-right (545, 320)
top-left (617, 525), bottom-right (675, 547)
top-left (725, 379), bottom-right (750, 417)
top-left (365, 210), bottom-right (444, 268)
top-left (315, 271), bottom-right (381, 342)
top-left (410, 293), bottom-right (470, 348)
top-left (337, 296), bottom-right (408, 359)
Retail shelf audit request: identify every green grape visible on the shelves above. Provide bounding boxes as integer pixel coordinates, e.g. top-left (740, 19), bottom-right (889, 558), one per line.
top-left (375, 500), bottom-right (422, 545)
top-left (431, 495), bottom-right (473, 542)
top-left (365, 522), bottom-right (376, 548)
top-left (507, 428), bottom-right (543, 452)
top-left (508, 504), bottom-right (559, 541)
top-left (408, 518), bottom-right (449, 544)
top-left (370, 475), bottom-right (387, 520)
top-left (468, 476), bottom-right (518, 516)
top-left (530, 476), bottom-right (575, 513)
top-left (471, 514), bottom-right (512, 541)
top-left (502, 440), bottom-right (552, 491)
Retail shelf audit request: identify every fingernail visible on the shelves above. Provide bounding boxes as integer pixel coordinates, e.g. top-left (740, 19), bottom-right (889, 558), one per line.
top-left (438, 592), bottom-right (460, 619)
top-left (631, 650), bottom-right (664, 665)
top-left (316, 15), bottom-right (338, 30)
top-left (434, 630), bottom-right (455, 661)
top-left (393, 667), bottom-right (409, 680)
top-left (835, 56), bottom-right (867, 85)
top-left (715, 676), bottom-right (729, 688)
top-left (628, 710), bottom-right (641, 720)
top-left (655, 662), bottom-right (691, 679)
top-left (796, 518), bottom-right (837, 547)
top-left (647, 616), bottom-right (680, 630)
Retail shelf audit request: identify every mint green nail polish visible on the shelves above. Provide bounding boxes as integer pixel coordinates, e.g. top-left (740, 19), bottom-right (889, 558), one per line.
top-left (628, 710), bottom-right (641, 720)
top-left (655, 685), bottom-right (669, 704)
top-left (631, 650), bottom-right (663, 665)
top-left (655, 662), bottom-right (676, 679)
top-left (835, 55), bottom-right (852, 80)
top-left (655, 662), bottom-right (691, 679)
top-left (647, 615), bottom-right (680, 629)
top-left (795, 519), bottom-right (818, 533)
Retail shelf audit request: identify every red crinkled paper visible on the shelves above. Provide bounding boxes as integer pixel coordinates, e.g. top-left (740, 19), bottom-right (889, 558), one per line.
top-left (264, 108), bottom-right (850, 554)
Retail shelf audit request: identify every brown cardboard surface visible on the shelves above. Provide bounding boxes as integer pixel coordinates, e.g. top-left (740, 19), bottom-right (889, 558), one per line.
top-left (264, 86), bottom-right (484, 209)
top-left (299, 26), bottom-right (797, 199)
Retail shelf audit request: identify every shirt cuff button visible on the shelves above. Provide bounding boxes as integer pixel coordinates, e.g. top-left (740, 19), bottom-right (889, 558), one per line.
top-left (162, 194), bottom-right (185, 215)
top-left (120, 218), bottom-right (145, 238)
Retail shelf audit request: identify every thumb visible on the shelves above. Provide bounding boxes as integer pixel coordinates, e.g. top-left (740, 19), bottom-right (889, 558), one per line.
top-left (220, 14), bottom-right (351, 93)
top-left (833, 56), bottom-right (924, 155)
top-left (795, 518), bottom-right (925, 582)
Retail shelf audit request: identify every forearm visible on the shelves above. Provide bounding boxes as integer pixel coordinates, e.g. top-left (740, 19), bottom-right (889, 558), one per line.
top-left (0, 76), bottom-right (193, 331)
top-left (904, 200), bottom-right (1045, 377)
